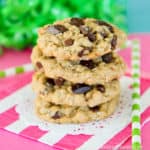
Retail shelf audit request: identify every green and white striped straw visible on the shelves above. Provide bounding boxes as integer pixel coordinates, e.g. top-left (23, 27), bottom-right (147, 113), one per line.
top-left (121, 39), bottom-right (141, 149)
top-left (131, 40), bottom-right (141, 150)
top-left (0, 63), bottom-right (34, 78)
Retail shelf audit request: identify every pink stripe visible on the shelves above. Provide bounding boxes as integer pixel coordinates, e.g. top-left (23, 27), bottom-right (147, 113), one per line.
top-left (101, 106), bottom-right (150, 149)
top-left (141, 78), bottom-right (150, 94)
top-left (100, 124), bottom-right (131, 150)
top-left (19, 126), bottom-right (48, 140)
top-left (141, 106), bottom-right (150, 123)
top-left (0, 72), bottom-right (33, 100)
top-left (0, 48), bottom-right (31, 70)
top-left (0, 106), bottom-right (19, 128)
top-left (54, 134), bottom-right (92, 150)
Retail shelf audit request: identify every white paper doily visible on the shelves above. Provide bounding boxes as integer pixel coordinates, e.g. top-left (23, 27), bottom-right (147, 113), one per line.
top-left (16, 76), bottom-right (132, 135)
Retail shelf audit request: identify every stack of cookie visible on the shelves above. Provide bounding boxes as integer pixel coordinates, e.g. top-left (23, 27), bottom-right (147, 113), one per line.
top-left (31, 18), bottom-right (126, 124)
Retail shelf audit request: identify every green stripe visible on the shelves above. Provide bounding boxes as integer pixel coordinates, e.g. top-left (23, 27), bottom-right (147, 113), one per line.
top-left (0, 71), bottom-right (6, 78)
top-left (132, 104), bottom-right (140, 111)
top-left (132, 128), bottom-right (141, 135)
top-left (132, 115), bottom-right (140, 122)
top-left (132, 73), bottom-right (139, 78)
top-left (133, 64), bottom-right (139, 69)
top-left (132, 142), bottom-right (141, 150)
top-left (15, 67), bottom-right (24, 74)
top-left (133, 47), bottom-right (139, 51)
top-left (133, 55), bottom-right (139, 60)
top-left (132, 93), bottom-right (140, 99)
top-left (133, 40), bottom-right (139, 45)
top-left (132, 82), bottom-right (139, 88)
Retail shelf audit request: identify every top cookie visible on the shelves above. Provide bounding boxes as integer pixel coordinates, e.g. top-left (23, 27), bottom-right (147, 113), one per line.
top-left (37, 18), bottom-right (127, 60)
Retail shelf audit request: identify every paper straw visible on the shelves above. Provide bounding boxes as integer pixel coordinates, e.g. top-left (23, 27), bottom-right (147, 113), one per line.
top-left (131, 40), bottom-right (141, 150)
top-left (0, 63), bottom-right (34, 78)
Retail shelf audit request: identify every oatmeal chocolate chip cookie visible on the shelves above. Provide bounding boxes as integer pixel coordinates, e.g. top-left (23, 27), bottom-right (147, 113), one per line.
top-left (32, 72), bottom-right (120, 107)
top-left (31, 46), bottom-right (126, 85)
top-left (37, 18), bottom-right (126, 60)
top-left (35, 94), bottom-right (119, 124)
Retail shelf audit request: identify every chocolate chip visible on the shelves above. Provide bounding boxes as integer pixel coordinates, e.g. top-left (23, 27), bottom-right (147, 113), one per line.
top-left (70, 18), bottom-right (84, 27)
top-left (102, 53), bottom-right (113, 63)
top-left (96, 84), bottom-right (105, 93)
top-left (72, 84), bottom-right (92, 94)
top-left (79, 25), bottom-right (96, 42)
top-left (45, 78), bottom-right (55, 86)
top-left (36, 62), bottom-right (43, 69)
top-left (64, 39), bottom-right (74, 46)
top-left (78, 46), bottom-right (93, 57)
top-left (89, 106), bottom-right (99, 112)
top-left (78, 50), bottom-right (84, 57)
top-left (49, 56), bottom-right (55, 59)
top-left (54, 77), bottom-right (65, 86)
top-left (100, 31), bottom-right (108, 39)
top-left (111, 35), bottom-right (117, 50)
top-left (95, 20), bottom-right (114, 33)
top-left (80, 60), bottom-right (96, 69)
top-left (52, 111), bottom-right (62, 119)
top-left (47, 26), bottom-right (61, 35)
top-left (53, 24), bottom-right (68, 33)
top-left (87, 32), bottom-right (96, 42)
top-left (79, 26), bottom-right (91, 36)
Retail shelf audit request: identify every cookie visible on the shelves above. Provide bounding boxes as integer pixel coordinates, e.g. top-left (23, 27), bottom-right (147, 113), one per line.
top-left (35, 94), bottom-right (119, 124)
top-left (37, 18), bottom-right (126, 60)
top-left (31, 46), bottom-right (126, 85)
top-left (32, 72), bottom-right (120, 107)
